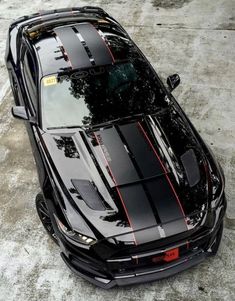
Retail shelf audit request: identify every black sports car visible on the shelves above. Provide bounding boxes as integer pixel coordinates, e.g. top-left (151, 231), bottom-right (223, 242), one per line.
top-left (5, 6), bottom-right (226, 288)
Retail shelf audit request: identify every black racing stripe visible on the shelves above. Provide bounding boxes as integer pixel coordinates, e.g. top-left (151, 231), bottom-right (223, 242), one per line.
top-left (54, 26), bottom-right (92, 69)
top-left (119, 184), bottom-right (161, 244)
top-left (119, 123), bottom-right (164, 178)
top-left (96, 125), bottom-right (186, 240)
top-left (96, 127), bottom-right (139, 185)
top-left (75, 23), bottom-right (113, 66)
top-left (145, 178), bottom-right (188, 236)
top-left (115, 125), bottom-right (162, 225)
top-left (163, 219), bottom-right (188, 237)
top-left (96, 127), bottom-right (160, 243)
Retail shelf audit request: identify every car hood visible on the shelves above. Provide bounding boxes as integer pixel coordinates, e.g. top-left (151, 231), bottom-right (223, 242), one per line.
top-left (41, 106), bottom-right (209, 245)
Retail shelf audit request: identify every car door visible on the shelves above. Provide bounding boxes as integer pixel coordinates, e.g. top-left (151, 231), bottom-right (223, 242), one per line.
top-left (20, 46), bottom-right (38, 116)
top-left (20, 45), bottom-right (47, 188)
top-left (6, 26), bottom-right (23, 106)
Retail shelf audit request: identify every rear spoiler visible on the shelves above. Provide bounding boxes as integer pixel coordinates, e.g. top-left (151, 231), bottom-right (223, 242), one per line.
top-left (26, 16), bottom-right (101, 36)
top-left (10, 6), bottom-right (109, 29)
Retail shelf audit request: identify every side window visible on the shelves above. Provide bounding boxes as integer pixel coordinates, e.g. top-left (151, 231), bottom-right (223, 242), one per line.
top-left (10, 27), bottom-right (18, 65)
top-left (23, 50), bottom-right (37, 110)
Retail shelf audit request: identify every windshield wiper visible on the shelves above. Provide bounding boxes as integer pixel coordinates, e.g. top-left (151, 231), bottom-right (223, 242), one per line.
top-left (89, 113), bottom-right (145, 130)
top-left (89, 107), bottom-right (169, 130)
top-left (47, 107), bottom-right (169, 131)
top-left (47, 125), bottom-right (88, 130)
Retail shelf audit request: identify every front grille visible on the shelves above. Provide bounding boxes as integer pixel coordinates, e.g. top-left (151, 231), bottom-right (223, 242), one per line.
top-left (106, 226), bottom-right (211, 275)
top-left (108, 225), bottom-right (210, 259)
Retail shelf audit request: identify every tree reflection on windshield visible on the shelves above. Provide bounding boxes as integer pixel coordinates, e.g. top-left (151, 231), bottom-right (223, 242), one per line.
top-left (62, 59), bottom-right (166, 126)
top-left (42, 59), bottom-right (166, 129)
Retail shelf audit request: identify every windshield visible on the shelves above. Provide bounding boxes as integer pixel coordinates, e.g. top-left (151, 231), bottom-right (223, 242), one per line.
top-left (41, 59), bottom-right (166, 129)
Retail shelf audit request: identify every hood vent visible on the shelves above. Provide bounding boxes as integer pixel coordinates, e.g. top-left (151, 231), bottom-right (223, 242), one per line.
top-left (71, 179), bottom-right (105, 211)
top-left (181, 149), bottom-right (200, 187)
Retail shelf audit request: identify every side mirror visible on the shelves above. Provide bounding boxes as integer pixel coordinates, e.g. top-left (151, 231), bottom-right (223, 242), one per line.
top-left (167, 74), bottom-right (180, 91)
top-left (11, 106), bottom-right (28, 121)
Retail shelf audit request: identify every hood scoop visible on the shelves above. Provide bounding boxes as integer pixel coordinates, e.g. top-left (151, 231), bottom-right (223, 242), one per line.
top-left (71, 179), bottom-right (106, 211)
top-left (181, 149), bottom-right (200, 187)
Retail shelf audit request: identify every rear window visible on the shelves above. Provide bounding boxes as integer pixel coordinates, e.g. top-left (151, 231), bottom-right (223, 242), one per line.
top-left (41, 59), bottom-right (166, 129)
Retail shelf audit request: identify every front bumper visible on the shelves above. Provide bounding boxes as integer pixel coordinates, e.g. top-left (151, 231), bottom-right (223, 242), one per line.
top-left (47, 197), bottom-right (226, 289)
top-left (61, 247), bottom-right (206, 289)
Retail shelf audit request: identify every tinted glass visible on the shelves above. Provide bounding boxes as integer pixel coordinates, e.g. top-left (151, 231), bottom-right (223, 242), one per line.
top-left (41, 59), bottom-right (166, 129)
top-left (10, 27), bottom-right (18, 64)
top-left (24, 51), bottom-right (36, 85)
top-left (24, 50), bottom-right (37, 110)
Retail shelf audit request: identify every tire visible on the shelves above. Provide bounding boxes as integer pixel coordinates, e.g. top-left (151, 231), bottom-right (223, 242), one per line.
top-left (35, 193), bottom-right (58, 244)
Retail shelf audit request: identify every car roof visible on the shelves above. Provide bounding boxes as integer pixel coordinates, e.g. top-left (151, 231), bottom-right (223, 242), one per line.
top-left (30, 19), bottom-right (133, 77)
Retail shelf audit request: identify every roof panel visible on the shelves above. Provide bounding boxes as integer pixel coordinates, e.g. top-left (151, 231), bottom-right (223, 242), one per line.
top-left (75, 23), bottom-right (114, 65)
top-left (54, 26), bottom-right (92, 69)
top-left (35, 36), bottom-right (70, 76)
top-left (34, 21), bottom-right (132, 76)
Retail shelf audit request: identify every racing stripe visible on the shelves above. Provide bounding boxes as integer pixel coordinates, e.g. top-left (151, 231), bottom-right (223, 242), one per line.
top-left (118, 184), bottom-right (161, 244)
top-left (94, 127), bottom-right (160, 244)
top-left (75, 23), bottom-right (114, 65)
top-left (94, 130), bottom-right (137, 244)
top-left (119, 122), bottom-right (164, 178)
top-left (144, 178), bottom-right (188, 236)
top-left (54, 26), bottom-right (92, 69)
top-left (95, 127), bottom-right (139, 185)
top-left (137, 122), bottom-right (188, 235)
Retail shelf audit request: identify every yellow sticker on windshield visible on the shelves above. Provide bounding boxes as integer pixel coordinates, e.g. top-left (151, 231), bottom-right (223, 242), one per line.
top-left (43, 76), bottom-right (57, 86)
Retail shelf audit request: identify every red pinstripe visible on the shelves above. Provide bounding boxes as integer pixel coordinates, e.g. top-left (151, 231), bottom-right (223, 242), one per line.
top-left (90, 24), bottom-right (115, 63)
top-left (137, 122), bottom-right (188, 229)
top-left (93, 132), bottom-right (137, 245)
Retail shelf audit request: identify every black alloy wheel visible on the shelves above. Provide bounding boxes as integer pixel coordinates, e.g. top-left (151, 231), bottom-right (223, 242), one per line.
top-left (36, 193), bottom-right (58, 244)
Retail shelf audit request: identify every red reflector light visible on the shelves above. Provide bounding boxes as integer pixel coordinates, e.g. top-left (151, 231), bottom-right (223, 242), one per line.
top-left (164, 248), bottom-right (179, 262)
top-left (152, 247), bottom-right (179, 263)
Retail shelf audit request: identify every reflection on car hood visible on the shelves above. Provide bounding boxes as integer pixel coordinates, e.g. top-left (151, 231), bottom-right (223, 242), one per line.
top-left (41, 106), bottom-right (209, 245)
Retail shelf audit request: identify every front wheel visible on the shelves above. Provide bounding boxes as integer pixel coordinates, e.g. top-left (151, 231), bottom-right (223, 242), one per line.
top-left (35, 193), bottom-right (58, 244)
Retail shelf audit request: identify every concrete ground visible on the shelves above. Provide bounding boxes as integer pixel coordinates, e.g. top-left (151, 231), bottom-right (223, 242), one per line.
top-left (0, 0), bottom-right (234, 300)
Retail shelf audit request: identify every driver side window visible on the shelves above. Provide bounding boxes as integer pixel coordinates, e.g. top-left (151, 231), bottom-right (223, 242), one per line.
top-left (23, 50), bottom-right (37, 111)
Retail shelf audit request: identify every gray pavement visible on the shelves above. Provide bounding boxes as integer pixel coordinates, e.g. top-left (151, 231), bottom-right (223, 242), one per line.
top-left (0, 0), bottom-right (234, 300)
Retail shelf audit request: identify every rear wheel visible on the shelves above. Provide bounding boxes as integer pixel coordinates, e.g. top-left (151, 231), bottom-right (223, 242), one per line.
top-left (35, 193), bottom-right (58, 244)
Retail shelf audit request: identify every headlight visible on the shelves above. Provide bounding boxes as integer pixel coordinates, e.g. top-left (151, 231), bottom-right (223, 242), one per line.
top-left (211, 175), bottom-right (224, 208)
top-left (202, 142), bottom-right (225, 209)
top-left (54, 214), bottom-right (96, 246)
